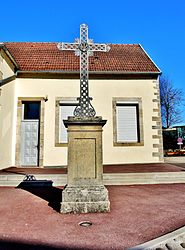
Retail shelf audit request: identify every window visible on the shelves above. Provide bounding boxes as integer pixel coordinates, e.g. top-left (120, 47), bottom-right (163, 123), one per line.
top-left (113, 98), bottom-right (144, 146)
top-left (22, 101), bottom-right (40, 120)
top-left (59, 103), bottom-right (77, 143)
top-left (116, 104), bottom-right (139, 143)
top-left (55, 98), bottom-right (78, 146)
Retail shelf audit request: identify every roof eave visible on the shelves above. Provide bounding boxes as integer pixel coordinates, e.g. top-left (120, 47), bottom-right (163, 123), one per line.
top-left (0, 75), bottom-right (16, 87)
top-left (139, 44), bottom-right (162, 74)
top-left (16, 70), bottom-right (161, 75)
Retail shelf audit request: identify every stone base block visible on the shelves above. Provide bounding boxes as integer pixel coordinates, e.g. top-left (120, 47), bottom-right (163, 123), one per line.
top-left (60, 185), bottom-right (110, 213)
top-left (61, 201), bottom-right (110, 214)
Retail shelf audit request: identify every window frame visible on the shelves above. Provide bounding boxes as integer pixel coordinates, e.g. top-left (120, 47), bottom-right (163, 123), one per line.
top-left (0, 71), bottom-right (3, 80)
top-left (55, 97), bottom-right (78, 147)
top-left (113, 97), bottom-right (144, 146)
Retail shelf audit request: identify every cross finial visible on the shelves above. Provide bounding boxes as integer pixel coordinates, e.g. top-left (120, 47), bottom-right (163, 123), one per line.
top-left (57, 24), bottom-right (110, 117)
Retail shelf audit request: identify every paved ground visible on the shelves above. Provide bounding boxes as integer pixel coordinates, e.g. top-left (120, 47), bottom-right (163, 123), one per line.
top-left (1, 184), bottom-right (185, 250)
top-left (1, 161), bottom-right (185, 249)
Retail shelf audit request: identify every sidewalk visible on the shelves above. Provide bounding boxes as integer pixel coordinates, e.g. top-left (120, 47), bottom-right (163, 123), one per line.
top-left (1, 184), bottom-right (185, 249)
top-left (164, 156), bottom-right (185, 169)
top-left (0, 162), bottom-right (183, 175)
top-left (1, 163), bottom-right (185, 187)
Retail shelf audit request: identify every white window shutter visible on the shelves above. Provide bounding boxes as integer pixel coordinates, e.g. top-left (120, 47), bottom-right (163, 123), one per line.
top-left (116, 106), bottom-right (138, 142)
top-left (60, 106), bottom-right (75, 143)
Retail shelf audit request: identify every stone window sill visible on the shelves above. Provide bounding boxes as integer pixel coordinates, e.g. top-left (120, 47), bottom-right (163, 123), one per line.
top-left (113, 141), bottom-right (144, 147)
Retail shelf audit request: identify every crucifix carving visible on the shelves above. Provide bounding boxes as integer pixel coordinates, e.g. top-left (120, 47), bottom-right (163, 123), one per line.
top-left (57, 24), bottom-right (110, 117)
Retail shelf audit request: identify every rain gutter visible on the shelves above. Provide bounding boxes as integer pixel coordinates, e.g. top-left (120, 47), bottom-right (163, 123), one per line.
top-left (16, 70), bottom-right (162, 75)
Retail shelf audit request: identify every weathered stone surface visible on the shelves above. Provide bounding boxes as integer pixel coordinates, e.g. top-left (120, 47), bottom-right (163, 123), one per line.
top-left (64, 117), bottom-right (106, 186)
top-left (60, 117), bottom-right (110, 214)
top-left (62, 185), bottom-right (109, 202)
top-left (61, 201), bottom-right (110, 214)
top-left (61, 185), bottom-right (110, 213)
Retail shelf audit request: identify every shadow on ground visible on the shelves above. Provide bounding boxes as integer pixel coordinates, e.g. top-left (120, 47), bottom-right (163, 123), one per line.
top-left (0, 238), bottom-right (91, 250)
top-left (17, 180), bottom-right (63, 213)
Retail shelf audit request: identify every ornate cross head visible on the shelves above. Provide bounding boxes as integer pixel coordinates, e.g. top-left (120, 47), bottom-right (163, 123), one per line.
top-left (58, 24), bottom-right (110, 117)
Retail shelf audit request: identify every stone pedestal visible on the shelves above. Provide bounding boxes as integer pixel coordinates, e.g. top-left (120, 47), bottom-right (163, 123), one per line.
top-left (60, 116), bottom-right (110, 213)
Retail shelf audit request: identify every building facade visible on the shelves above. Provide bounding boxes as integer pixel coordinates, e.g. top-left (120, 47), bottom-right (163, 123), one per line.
top-left (0, 42), bottom-right (163, 169)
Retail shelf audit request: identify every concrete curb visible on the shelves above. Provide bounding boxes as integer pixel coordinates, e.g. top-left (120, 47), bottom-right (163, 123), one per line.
top-left (128, 225), bottom-right (185, 250)
top-left (1, 172), bottom-right (185, 186)
top-left (164, 156), bottom-right (185, 163)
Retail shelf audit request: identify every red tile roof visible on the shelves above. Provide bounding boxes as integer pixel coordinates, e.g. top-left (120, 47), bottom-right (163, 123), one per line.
top-left (4, 42), bottom-right (160, 73)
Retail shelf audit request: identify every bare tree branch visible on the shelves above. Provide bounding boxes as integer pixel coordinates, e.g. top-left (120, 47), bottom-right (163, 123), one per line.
top-left (160, 76), bottom-right (184, 128)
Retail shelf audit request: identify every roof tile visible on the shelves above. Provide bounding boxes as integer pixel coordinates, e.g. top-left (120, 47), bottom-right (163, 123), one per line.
top-left (4, 42), bottom-right (160, 73)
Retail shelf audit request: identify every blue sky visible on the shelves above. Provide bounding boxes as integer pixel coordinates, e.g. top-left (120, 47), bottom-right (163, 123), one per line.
top-left (1, 0), bottom-right (185, 121)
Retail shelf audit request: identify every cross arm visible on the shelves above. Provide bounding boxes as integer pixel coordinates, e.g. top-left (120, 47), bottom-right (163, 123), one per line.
top-left (88, 43), bottom-right (110, 52)
top-left (57, 42), bottom-right (79, 51)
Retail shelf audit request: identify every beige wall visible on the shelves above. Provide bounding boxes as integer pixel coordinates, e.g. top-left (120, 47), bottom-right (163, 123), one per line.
top-left (91, 79), bottom-right (161, 164)
top-left (0, 75), bottom-right (163, 169)
top-left (0, 80), bottom-right (16, 169)
top-left (0, 53), bottom-right (16, 169)
top-left (16, 78), bottom-right (79, 167)
top-left (0, 53), bottom-right (14, 79)
top-left (7, 77), bottom-right (162, 168)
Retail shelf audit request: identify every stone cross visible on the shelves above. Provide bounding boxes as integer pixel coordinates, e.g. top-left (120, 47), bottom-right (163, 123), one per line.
top-left (57, 24), bottom-right (110, 117)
